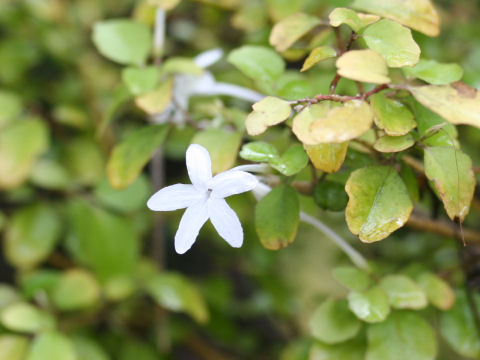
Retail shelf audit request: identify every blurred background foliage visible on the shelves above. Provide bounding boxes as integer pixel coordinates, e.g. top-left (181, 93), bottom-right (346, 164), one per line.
top-left (0, 0), bottom-right (480, 359)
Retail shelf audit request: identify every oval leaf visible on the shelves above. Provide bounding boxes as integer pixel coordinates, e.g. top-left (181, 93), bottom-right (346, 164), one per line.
top-left (1, 303), bottom-right (56, 334)
top-left (416, 272), bottom-right (455, 310)
top-left (371, 93), bottom-right (416, 136)
top-left (269, 144), bottom-right (308, 176)
top-left (379, 275), bottom-right (427, 309)
top-left (0, 335), bottom-right (29, 360)
top-left (245, 96), bottom-right (291, 136)
top-left (304, 142), bottom-right (348, 173)
top-left (348, 286), bottom-right (390, 323)
top-left (403, 59), bottom-right (463, 85)
top-left (332, 266), bottom-right (372, 292)
top-left (269, 13), bottom-right (321, 53)
top-left (301, 46), bottom-right (336, 72)
top-left (25, 332), bottom-right (76, 360)
top-left (373, 134), bottom-right (415, 153)
top-left (336, 50), bottom-right (390, 84)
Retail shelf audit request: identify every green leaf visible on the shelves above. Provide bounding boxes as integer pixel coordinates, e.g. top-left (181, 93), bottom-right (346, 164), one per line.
top-left (0, 90), bottom-right (22, 127)
top-left (363, 19), bottom-right (420, 68)
top-left (20, 270), bottom-right (61, 300)
top-left (409, 82), bottom-right (480, 129)
top-left (310, 101), bottom-right (374, 143)
top-left (25, 332), bottom-right (76, 360)
top-left (0, 285), bottom-right (21, 309)
top-left (239, 141), bottom-right (279, 162)
top-left (0, 335), bottom-right (29, 360)
top-left (161, 57), bottom-right (203, 75)
top-left (119, 340), bottom-right (158, 360)
top-left (313, 181), bottom-right (348, 212)
top-left (424, 146), bottom-right (475, 221)
top-left (245, 96), bottom-right (291, 136)
top-left (332, 266), bottom-right (372, 292)
top-left (149, 0), bottom-right (181, 10)
top-left (336, 50), bottom-right (390, 84)
top-left (269, 13), bottom-right (321, 53)
top-left (0, 119), bottom-right (48, 189)
top-left (228, 45), bottom-right (285, 92)
top-left (441, 291), bottom-right (480, 358)
top-left (370, 93), bottom-right (416, 136)
top-left (366, 311), bottom-right (437, 360)
top-left (310, 299), bottom-right (361, 344)
top-left (92, 20), bottom-right (152, 65)
top-left (134, 78), bottom-right (173, 115)
top-left (66, 199), bottom-right (139, 282)
top-left (416, 272), bottom-right (454, 310)
top-left (5, 204), bottom-right (61, 270)
top-left (121, 66), bottom-right (160, 95)
top-left (346, 166), bottom-right (413, 242)
top-left (348, 286), bottom-right (390, 323)
top-left (400, 162), bottom-right (419, 202)
top-left (30, 159), bottom-right (71, 190)
top-left (304, 142), bottom-right (348, 173)
top-left (50, 269), bottom-right (100, 311)
top-left (301, 46), bottom-right (336, 72)
top-left (310, 338), bottom-right (366, 360)
top-left (379, 275), bottom-right (427, 309)
top-left (373, 134), bottom-right (415, 153)
top-left (107, 124), bottom-right (169, 189)
top-left (255, 185), bottom-right (299, 250)
top-left (146, 272), bottom-right (209, 323)
top-left (329, 7), bottom-right (379, 32)
top-left (1, 303), bottom-right (56, 333)
top-left (351, 0), bottom-right (440, 37)
top-left (191, 129), bottom-right (242, 174)
top-left (94, 174), bottom-right (151, 214)
top-left (71, 336), bottom-right (109, 360)
top-left (403, 59), bottom-right (463, 85)
top-left (270, 144), bottom-right (309, 176)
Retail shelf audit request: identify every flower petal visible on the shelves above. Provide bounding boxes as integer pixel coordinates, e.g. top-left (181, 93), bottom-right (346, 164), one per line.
top-left (210, 170), bottom-right (259, 199)
top-left (208, 198), bottom-right (243, 248)
top-left (147, 184), bottom-right (203, 211)
top-left (186, 144), bottom-right (212, 191)
top-left (174, 199), bottom-right (209, 254)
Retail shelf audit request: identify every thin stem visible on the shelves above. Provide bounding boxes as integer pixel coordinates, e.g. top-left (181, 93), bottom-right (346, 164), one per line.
top-left (153, 8), bottom-right (166, 65)
top-left (152, 149), bottom-right (166, 268)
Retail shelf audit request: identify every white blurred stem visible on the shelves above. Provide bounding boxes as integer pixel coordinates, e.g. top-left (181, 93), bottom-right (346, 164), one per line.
top-left (153, 8), bottom-right (166, 63)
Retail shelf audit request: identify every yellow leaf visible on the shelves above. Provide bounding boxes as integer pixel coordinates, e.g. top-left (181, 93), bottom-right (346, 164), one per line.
top-left (292, 102), bottom-right (336, 145)
top-left (148, 0), bottom-right (181, 10)
top-left (304, 142), bottom-right (348, 173)
top-left (269, 13), bottom-right (321, 53)
top-left (336, 50), bottom-right (390, 84)
top-left (301, 46), bottom-right (336, 72)
top-left (135, 78), bottom-right (173, 115)
top-left (245, 96), bottom-right (291, 136)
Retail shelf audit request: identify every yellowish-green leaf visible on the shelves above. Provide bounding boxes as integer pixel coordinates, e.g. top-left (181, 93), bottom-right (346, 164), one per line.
top-left (310, 338), bottom-right (366, 360)
top-left (269, 13), bottom-right (321, 53)
top-left (333, 266), bottom-right (372, 292)
top-left (162, 57), bottom-right (203, 75)
top-left (245, 96), bottom-right (291, 136)
top-left (417, 272), bottom-right (455, 310)
top-left (270, 144), bottom-right (308, 176)
top-left (0, 335), bottom-right (29, 360)
top-left (300, 46), bottom-right (336, 72)
top-left (135, 78), bottom-right (173, 115)
top-left (346, 166), bottom-right (413, 242)
top-left (348, 286), bottom-right (390, 323)
top-left (310, 100), bottom-right (374, 143)
top-left (25, 332), bottom-right (76, 360)
top-left (363, 19), bottom-right (420, 68)
top-left (292, 102), bottom-right (335, 144)
top-left (121, 66), bottom-right (160, 95)
top-left (409, 82), bottom-right (480, 129)
top-left (191, 129), bottom-right (242, 174)
top-left (329, 7), bottom-right (379, 32)
top-left (304, 142), bottom-right (348, 173)
top-left (148, 0), bottom-right (181, 10)
top-left (351, 0), bottom-right (440, 37)
top-left (0, 90), bottom-right (22, 127)
top-left (424, 146), bottom-right (475, 221)
top-left (1, 303), bottom-right (56, 334)
top-left (336, 50), bottom-right (391, 84)
top-left (403, 59), bottom-right (463, 85)
top-left (374, 134), bottom-right (414, 153)
top-left (371, 93), bottom-right (416, 136)
top-left (379, 275), bottom-right (427, 309)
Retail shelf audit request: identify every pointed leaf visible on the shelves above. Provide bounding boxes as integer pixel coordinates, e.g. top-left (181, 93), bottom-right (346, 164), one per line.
top-left (371, 93), bottom-right (416, 136)
top-left (245, 96), bottom-right (291, 136)
top-left (239, 141), bottom-right (279, 162)
top-left (329, 7), bottom-right (380, 32)
top-left (403, 59), bottom-right (463, 85)
top-left (301, 46), bottom-right (336, 72)
top-left (336, 50), bottom-right (390, 84)
top-left (348, 286), bottom-right (390, 323)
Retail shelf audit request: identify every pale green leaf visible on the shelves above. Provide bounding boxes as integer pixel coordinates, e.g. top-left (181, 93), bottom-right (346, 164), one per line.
top-left (371, 93), bottom-right (416, 136)
top-left (332, 266), bottom-right (372, 292)
top-left (310, 338), bottom-right (366, 360)
top-left (301, 46), bottom-right (336, 72)
top-left (1, 303), bottom-right (56, 334)
top-left (162, 57), bottom-right (203, 75)
top-left (403, 59), bottom-right (463, 85)
top-left (245, 96), bottom-right (291, 136)
top-left (379, 275), bottom-right (427, 309)
top-left (25, 332), bottom-right (77, 360)
top-left (134, 78), bottom-right (173, 115)
top-left (239, 141), bottom-right (279, 162)
top-left (0, 335), bottom-right (29, 360)
top-left (373, 134), bottom-right (414, 153)
top-left (50, 269), bottom-right (100, 311)
top-left (329, 7), bottom-right (379, 32)
top-left (270, 144), bottom-right (308, 176)
top-left (348, 286), bottom-right (390, 323)
top-left (121, 66), bottom-right (160, 95)
top-left (269, 13), bottom-right (321, 52)
top-left (336, 50), bottom-right (390, 84)
top-left (71, 336), bottom-right (109, 360)
top-left (0, 90), bottom-right (22, 127)
top-left (416, 272), bottom-right (455, 310)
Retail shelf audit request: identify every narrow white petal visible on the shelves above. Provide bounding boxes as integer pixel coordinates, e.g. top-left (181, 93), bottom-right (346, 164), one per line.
top-left (194, 48), bottom-right (223, 68)
top-left (174, 200), bottom-right (209, 254)
top-left (147, 184), bottom-right (203, 211)
top-left (186, 144), bottom-right (212, 191)
top-left (210, 170), bottom-right (258, 199)
top-left (208, 198), bottom-right (243, 248)
top-left (208, 82), bottom-right (265, 102)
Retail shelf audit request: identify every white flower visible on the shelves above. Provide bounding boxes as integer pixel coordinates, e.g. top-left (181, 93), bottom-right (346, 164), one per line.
top-left (147, 144), bottom-right (259, 254)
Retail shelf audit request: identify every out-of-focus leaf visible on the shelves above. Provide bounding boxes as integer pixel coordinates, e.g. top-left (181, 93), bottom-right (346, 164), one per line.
top-left (363, 19), bottom-right (420, 67)
top-left (1, 303), bottom-right (56, 334)
top-left (269, 13), bottom-right (321, 52)
top-left (146, 272), bottom-right (209, 323)
top-left (310, 299), bottom-right (361, 344)
top-left (400, 162), bottom-right (419, 202)
top-left (62, 137), bottom-right (105, 186)
top-left (0, 285), bottom-right (21, 309)
top-left (0, 119), bottom-right (48, 189)
top-left (313, 181), bottom-right (348, 211)
top-left (245, 96), bottom-right (291, 136)
top-left (329, 7), bottom-right (379, 32)
top-left (304, 142), bottom-right (348, 173)
top-left (20, 270), bottom-right (60, 300)
top-left (409, 82), bottom-right (480, 129)
top-left (373, 134), bottom-right (415, 153)
top-left (424, 147), bottom-right (475, 221)
top-left (162, 57), bottom-right (202, 75)
top-left (107, 124), bottom-right (169, 189)
top-left (336, 50), bottom-right (390, 84)
top-left (366, 312), bottom-right (437, 360)
top-left (0, 90), bottom-right (22, 127)
top-left (122, 66), bottom-right (160, 95)
top-left (25, 332), bottom-right (76, 360)
top-left (255, 185), bottom-right (299, 250)
top-left (72, 336), bottom-right (110, 360)
top-left (348, 286), bottom-right (390, 323)
top-left (239, 141), bottom-right (279, 162)
top-left (149, 0), bottom-right (181, 11)
top-left (0, 335), bottom-right (29, 360)
top-left (346, 166), bottom-right (413, 242)
top-left (66, 199), bottom-right (140, 282)
top-left (441, 291), bottom-right (480, 358)
top-left (379, 275), bottom-right (427, 309)
top-left (301, 46), bottom-right (336, 72)
top-left (92, 20), bottom-right (152, 65)
top-left (403, 59), bottom-right (463, 85)
top-left (134, 78), bottom-right (173, 115)
top-left (332, 266), bottom-right (372, 292)
top-left (50, 269), bottom-right (101, 311)
top-left (351, 0), bottom-right (440, 37)
top-left (119, 340), bottom-right (158, 360)
top-left (310, 338), bottom-right (366, 360)
top-left (30, 159), bottom-right (71, 190)
top-left (191, 129), bottom-right (242, 174)
top-left (416, 272), bottom-right (454, 310)
top-left (370, 93), bottom-right (416, 136)
top-left (270, 144), bottom-right (308, 176)
top-left (5, 204), bottom-right (61, 270)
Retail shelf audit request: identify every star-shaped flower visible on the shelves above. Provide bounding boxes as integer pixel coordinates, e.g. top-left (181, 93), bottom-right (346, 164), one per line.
top-left (147, 144), bottom-right (259, 254)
